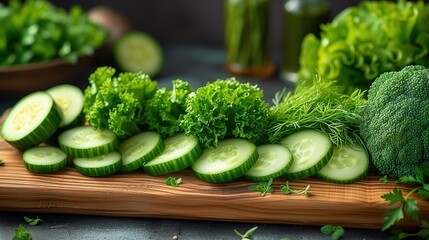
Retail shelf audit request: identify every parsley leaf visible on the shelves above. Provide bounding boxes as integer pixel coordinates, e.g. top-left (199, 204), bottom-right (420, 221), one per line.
top-left (247, 178), bottom-right (274, 197)
top-left (381, 167), bottom-right (429, 231)
top-left (280, 181), bottom-right (312, 197)
top-left (321, 225), bottom-right (344, 240)
top-left (23, 216), bottom-right (43, 226)
top-left (13, 224), bottom-right (32, 240)
top-left (234, 226), bottom-right (258, 240)
top-left (165, 177), bottom-right (182, 187)
top-left (379, 175), bottom-right (388, 183)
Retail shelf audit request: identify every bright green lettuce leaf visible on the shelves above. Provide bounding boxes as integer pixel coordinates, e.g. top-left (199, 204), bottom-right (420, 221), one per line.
top-left (298, 0), bottom-right (429, 95)
top-left (143, 79), bottom-right (193, 137)
top-left (181, 78), bottom-right (270, 148)
top-left (83, 66), bottom-right (158, 138)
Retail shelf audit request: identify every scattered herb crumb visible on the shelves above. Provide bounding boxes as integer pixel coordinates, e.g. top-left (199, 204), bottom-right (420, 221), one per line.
top-left (321, 225), bottom-right (344, 240)
top-left (24, 216), bottom-right (43, 226)
top-left (247, 178), bottom-right (274, 197)
top-left (280, 181), bottom-right (312, 197)
top-left (165, 177), bottom-right (182, 187)
top-left (234, 226), bottom-right (258, 240)
top-left (379, 175), bottom-right (388, 184)
top-left (0, 158), bottom-right (3, 165)
top-left (13, 224), bottom-right (32, 240)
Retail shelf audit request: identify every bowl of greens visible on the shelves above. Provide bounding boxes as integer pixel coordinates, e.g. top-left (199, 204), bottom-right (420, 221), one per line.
top-left (0, 0), bottom-right (107, 94)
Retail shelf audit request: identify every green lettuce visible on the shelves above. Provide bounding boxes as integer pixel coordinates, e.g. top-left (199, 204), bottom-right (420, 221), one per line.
top-left (0, 0), bottom-right (107, 66)
top-left (181, 78), bottom-right (270, 148)
top-left (298, 0), bottom-right (429, 95)
top-left (83, 66), bottom-right (158, 138)
top-left (143, 79), bottom-right (193, 137)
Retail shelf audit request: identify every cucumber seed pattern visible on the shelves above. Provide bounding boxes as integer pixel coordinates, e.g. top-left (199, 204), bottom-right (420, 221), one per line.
top-left (208, 145), bottom-right (238, 163)
top-left (327, 148), bottom-right (358, 169)
top-left (13, 101), bottom-right (43, 131)
top-left (251, 151), bottom-right (276, 170)
top-left (290, 139), bottom-right (313, 165)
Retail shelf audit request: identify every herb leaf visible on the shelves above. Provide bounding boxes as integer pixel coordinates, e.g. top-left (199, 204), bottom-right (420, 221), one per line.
top-left (165, 177), bottom-right (182, 187)
top-left (280, 181), bottom-right (311, 197)
top-left (247, 178), bottom-right (274, 197)
top-left (23, 216), bottom-right (42, 226)
top-left (379, 175), bottom-right (388, 183)
top-left (13, 224), bottom-right (32, 240)
top-left (234, 226), bottom-right (258, 240)
top-left (321, 225), bottom-right (344, 240)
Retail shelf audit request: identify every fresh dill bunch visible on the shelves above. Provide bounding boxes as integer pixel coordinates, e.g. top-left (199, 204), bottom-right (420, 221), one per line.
top-left (266, 78), bottom-right (367, 147)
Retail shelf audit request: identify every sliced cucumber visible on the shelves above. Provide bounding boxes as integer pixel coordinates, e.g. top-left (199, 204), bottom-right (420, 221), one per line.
top-left (22, 146), bottom-right (67, 173)
top-left (58, 125), bottom-right (119, 158)
top-left (192, 138), bottom-right (258, 183)
top-left (143, 133), bottom-right (202, 176)
top-left (118, 131), bottom-right (164, 173)
top-left (73, 151), bottom-right (122, 177)
top-left (279, 129), bottom-right (333, 180)
top-left (114, 31), bottom-right (163, 77)
top-left (46, 84), bottom-right (84, 129)
top-left (1, 91), bottom-right (62, 151)
top-left (317, 144), bottom-right (369, 184)
top-left (244, 144), bottom-right (293, 182)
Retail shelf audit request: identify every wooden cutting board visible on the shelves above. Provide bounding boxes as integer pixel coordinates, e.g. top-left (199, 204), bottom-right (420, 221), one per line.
top-left (0, 135), bottom-right (428, 230)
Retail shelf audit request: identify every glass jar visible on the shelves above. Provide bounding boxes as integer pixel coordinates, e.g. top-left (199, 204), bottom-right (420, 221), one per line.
top-left (224, 0), bottom-right (275, 79)
top-left (282, 0), bottom-right (331, 83)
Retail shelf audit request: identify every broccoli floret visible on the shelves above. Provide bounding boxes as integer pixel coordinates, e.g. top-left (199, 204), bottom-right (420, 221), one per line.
top-left (359, 65), bottom-right (429, 178)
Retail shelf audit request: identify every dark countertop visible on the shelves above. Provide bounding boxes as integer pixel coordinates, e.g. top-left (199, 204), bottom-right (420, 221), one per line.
top-left (0, 45), bottom-right (391, 240)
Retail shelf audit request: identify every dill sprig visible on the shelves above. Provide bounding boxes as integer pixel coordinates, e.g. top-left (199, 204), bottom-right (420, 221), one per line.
top-left (266, 78), bottom-right (367, 147)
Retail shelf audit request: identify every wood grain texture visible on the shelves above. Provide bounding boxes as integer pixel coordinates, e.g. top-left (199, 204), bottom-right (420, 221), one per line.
top-left (0, 137), bottom-right (428, 230)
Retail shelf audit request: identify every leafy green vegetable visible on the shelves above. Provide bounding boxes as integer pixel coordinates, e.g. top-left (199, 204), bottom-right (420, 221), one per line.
top-left (280, 181), bottom-right (312, 197)
top-left (267, 77), bottom-right (367, 147)
top-left (298, 0), bottom-right (429, 95)
top-left (0, 0), bottom-right (107, 66)
top-left (143, 80), bottom-right (193, 137)
top-left (83, 66), bottom-right (158, 138)
top-left (389, 220), bottom-right (429, 240)
top-left (320, 225), bottom-right (344, 240)
top-left (23, 216), bottom-right (42, 226)
top-left (380, 176), bottom-right (388, 184)
top-left (165, 177), bottom-right (182, 187)
top-left (0, 158), bottom-right (3, 165)
top-left (234, 226), bottom-right (258, 240)
top-left (181, 78), bottom-right (270, 148)
top-left (13, 224), bottom-right (32, 240)
top-left (381, 167), bottom-right (429, 231)
top-left (359, 65), bottom-right (429, 178)
top-left (247, 178), bottom-right (274, 197)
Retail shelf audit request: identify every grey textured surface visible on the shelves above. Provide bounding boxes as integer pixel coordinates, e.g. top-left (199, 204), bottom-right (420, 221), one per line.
top-left (0, 46), bottom-right (391, 240)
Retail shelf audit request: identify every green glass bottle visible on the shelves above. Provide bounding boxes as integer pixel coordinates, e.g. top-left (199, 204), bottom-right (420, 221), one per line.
top-left (282, 0), bottom-right (331, 83)
top-left (225, 0), bottom-right (275, 79)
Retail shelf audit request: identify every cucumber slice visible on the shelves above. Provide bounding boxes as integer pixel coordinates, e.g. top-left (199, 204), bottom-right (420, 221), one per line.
top-left (192, 138), bottom-right (258, 183)
top-left (58, 125), bottom-right (119, 158)
top-left (279, 129), bottom-right (333, 180)
top-left (22, 146), bottom-right (67, 173)
top-left (244, 144), bottom-right (293, 182)
top-left (1, 91), bottom-right (62, 151)
top-left (317, 144), bottom-right (369, 184)
top-left (143, 133), bottom-right (202, 176)
top-left (118, 131), bottom-right (164, 173)
top-left (46, 84), bottom-right (84, 129)
top-left (114, 31), bottom-right (163, 77)
top-left (73, 151), bottom-right (122, 177)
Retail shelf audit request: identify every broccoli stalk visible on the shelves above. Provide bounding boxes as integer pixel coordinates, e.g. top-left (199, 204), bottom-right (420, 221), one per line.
top-left (359, 65), bottom-right (429, 178)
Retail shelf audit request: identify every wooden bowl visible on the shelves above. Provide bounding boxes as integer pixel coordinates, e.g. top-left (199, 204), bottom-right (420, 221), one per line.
top-left (0, 56), bottom-right (93, 95)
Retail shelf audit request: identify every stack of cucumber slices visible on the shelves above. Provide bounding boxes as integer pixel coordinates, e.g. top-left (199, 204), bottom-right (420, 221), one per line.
top-left (1, 84), bottom-right (369, 184)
